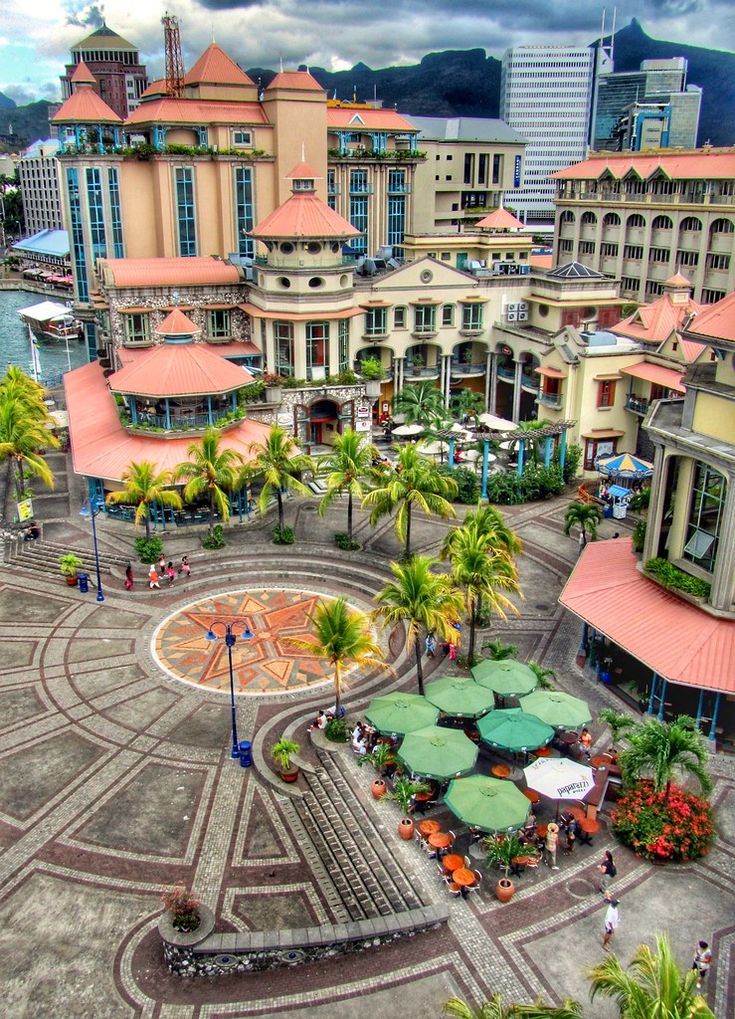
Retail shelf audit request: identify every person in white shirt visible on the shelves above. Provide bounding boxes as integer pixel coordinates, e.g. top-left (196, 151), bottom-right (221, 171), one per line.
top-left (603, 896), bottom-right (620, 949)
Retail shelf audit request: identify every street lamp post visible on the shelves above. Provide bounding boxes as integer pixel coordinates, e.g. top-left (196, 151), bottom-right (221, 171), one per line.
top-left (80, 496), bottom-right (105, 602)
top-left (206, 620), bottom-right (254, 758)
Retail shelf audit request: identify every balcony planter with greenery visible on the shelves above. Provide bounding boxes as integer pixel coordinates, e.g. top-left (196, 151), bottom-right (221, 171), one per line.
top-left (263, 374), bottom-right (284, 404)
top-left (59, 552), bottom-right (83, 586)
top-left (272, 737), bottom-right (300, 783)
top-left (644, 557), bottom-right (711, 600)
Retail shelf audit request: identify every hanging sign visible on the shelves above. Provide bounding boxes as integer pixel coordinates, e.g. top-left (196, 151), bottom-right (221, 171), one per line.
top-left (17, 499), bottom-right (34, 522)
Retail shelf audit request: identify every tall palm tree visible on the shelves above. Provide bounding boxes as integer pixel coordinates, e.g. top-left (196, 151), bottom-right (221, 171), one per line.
top-left (589, 934), bottom-right (715, 1019)
top-left (443, 993), bottom-right (583, 1019)
top-left (393, 380), bottom-right (447, 426)
top-left (444, 522), bottom-right (521, 666)
top-left (619, 715), bottom-right (712, 801)
top-left (248, 423), bottom-right (314, 531)
top-left (598, 708), bottom-right (636, 750)
top-left (173, 427), bottom-right (243, 534)
top-left (373, 555), bottom-right (464, 695)
top-left (0, 396), bottom-right (58, 500)
top-left (362, 443), bottom-right (457, 557)
top-left (443, 502), bottom-right (523, 560)
top-left (287, 597), bottom-right (389, 714)
top-left (563, 501), bottom-right (602, 547)
top-left (450, 387), bottom-right (484, 422)
top-left (317, 427), bottom-right (377, 546)
top-left (105, 461), bottom-right (182, 539)
top-left (0, 366), bottom-right (48, 416)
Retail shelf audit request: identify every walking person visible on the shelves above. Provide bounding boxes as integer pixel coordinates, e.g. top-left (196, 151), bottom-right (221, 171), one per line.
top-left (597, 850), bottom-right (616, 892)
top-left (545, 821), bottom-right (560, 870)
top-left (602, 895), bottom-right (620, 950)
top-left (157, 553), bottom-right (166, 573)
top-left (178, 555), bottom-right (191, 577)
top-left (692, 940), bottom-right (713, 990)
top-left (149, 568), bottom-right (160, 590)
top-left (425, 632), bottom-right (436, 658)
top-left (165, 561), bottom-right (176, 586)
top-left (124, 562), bottom-right (134, 591)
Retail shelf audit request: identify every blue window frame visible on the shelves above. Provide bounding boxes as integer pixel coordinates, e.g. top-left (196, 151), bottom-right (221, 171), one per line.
top-left (108, 167), bottom-right (124, 258)
top-left (175, 167), bottom-right (197, 256)
top-left (85, 168), bottom-right (107, 261)
top-left (387, 170), bottom-right (406, 256)
top-left (66, 167), bottom-right (88, 301)
top-left (235, 166), bottom-right (254, 258)
top-left (349, 170), bottom-right (368, 255)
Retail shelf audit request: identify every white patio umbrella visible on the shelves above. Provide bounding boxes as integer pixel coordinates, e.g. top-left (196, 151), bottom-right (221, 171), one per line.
top-left (523, 757), bottom-right (595, 807)
top-left (449, 423), bottom-right (473, 437)
top-left (392, 422), bottom-right (424, 437)
top-left (478, 413), bottom-right (516, 431)
top-left (419, 439), bottom-right (449, 456)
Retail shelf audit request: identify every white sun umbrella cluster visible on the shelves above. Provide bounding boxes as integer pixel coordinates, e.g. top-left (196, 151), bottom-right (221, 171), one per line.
top-left (478, 413), bottom-right (516, 431)
top-left (392, 422), bottom-right (424, 437)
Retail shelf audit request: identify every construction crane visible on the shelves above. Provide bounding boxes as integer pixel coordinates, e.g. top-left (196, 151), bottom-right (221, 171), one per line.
top-left (162, 12), bottom-right (185, 98)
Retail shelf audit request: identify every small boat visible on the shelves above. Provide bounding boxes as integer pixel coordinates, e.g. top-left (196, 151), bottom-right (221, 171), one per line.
top-left (17, 300), bottom-right (83, 342)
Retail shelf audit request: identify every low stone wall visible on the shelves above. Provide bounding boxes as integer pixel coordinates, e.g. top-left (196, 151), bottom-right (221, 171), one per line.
top-left (160, 904), bottom-right (448, 977)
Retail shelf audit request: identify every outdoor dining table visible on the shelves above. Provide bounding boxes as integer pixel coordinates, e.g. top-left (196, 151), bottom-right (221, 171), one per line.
top-left (452, 867), bottom-right (476, 888)
top-left (510, 855), bottom-right (536, 876)
top-left (561, 804), bottom-right (586, 821)
top-left (522, 788), bottom-right (541, 805)
top-left (442, 853), bottom-right (465, 873)
top-left (429, 832), bottom-right (453, 850)
top-left (532, 746), bottom-right (552, 757)
top-left (590, 754), bottom-right (612, 769)
top-left (559, 731), bottom-right (578, 747)
top-left (418, 819), bottom-right (441, 837)
top-left (578, 817), bottom-right (600, 845)
top-left (491, 763), bottom-right (512, 779)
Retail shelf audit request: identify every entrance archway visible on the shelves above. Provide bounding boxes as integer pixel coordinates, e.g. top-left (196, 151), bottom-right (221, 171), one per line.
top-left (309, 398), bottom-right (340, 446)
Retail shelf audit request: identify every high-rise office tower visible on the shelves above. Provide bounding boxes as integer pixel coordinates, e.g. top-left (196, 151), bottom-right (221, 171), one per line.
top-left (500, 44), bottom-right (594, 223)
top-left (60, 23), bottom-right (148, 120)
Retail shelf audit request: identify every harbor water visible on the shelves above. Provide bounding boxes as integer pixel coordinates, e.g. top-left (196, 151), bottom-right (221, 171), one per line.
top-left (0, 288), bottom-right (90, 383)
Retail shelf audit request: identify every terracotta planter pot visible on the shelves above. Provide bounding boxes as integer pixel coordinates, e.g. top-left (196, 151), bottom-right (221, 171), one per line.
top-left (495, 877), bottom-right (515, 903)
top-left (65, 575), bottom-right (78, 587)
top-left (280, 768), bottom-right (299, 783)
top-left (398, 817), bottom-right (414, 840)
top-left (371, 778), bottom-right (387, 800)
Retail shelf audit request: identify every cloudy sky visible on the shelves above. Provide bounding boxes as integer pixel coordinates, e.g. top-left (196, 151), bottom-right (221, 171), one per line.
top-left (2, 0), bottom-right (733, 104)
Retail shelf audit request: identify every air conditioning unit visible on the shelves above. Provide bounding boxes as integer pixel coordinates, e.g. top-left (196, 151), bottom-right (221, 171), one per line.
top-left (517, 310), bottom-right (529, 321)
top-left (507, 310), bottom-right (518, 321)
top-left (506, 302), bottom-right (519, 313)
top-left (517, 301), bottom-right (529, 312)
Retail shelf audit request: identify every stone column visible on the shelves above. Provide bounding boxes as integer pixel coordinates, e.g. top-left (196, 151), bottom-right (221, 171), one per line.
top-left (484, 351), bottom-right (493, 411)
top-left (710, 472), bottom-right (735, 611)
top-left (512, 359), bottom-right (523, 422)
top-left (488, 353), bottom-right (498, 414)
top-left (444, 354), bottom-right (452, 407)
top-left (642, 445), bottom-right (668, 562)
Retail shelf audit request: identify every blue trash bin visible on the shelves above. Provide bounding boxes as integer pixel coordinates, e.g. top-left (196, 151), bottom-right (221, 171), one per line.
top-left (603, 505), bottom-right (613, 519)
top-left (238, 740), bottom-right (253, 768)
top-left (78, 573), bottom-right (90, 593)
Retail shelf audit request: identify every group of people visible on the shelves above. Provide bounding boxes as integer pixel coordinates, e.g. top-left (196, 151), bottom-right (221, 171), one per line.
top-left (127, 555), bottom-right (191, 590)
top-left (425, 622), bottom-right (461, 662)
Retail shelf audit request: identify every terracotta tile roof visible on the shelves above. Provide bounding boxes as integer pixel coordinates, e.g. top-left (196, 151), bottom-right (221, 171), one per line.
top-left (109, 342), bottom-right (251, 397)
top-left (685, 292), bottom-right (735, 344)
top-left (250, 193), bottom-right (360, 239)
top-left (140, 78), bottom-right (168, 98)
top-left (125, 98), bottom-right (268, 126)
top-left (530, 253), bottom-right (553, 269)
top-left (611, 291), bottom-right (700, 345)
top-left (65, 361), bottom-right (270, 483)
top-left (102, 257), bottom-right (241, 288)
top-left (475, 208), bottom-right (525, 231)
top-left (117, 340), bottom-right (261, 367)
top-left (679, 337), bottom-right (707, 363)
top-left (70, 60), bottom-right (96, 84)
top-left (266, 71), bottom-right (323, 92)
top-left (619, 360), bottom-right (686, 393)
top-left (184, 43), bottom-right (254, 87)
top-left (559, 538), bottom-right (735, 694)
top-left (553, 150), bottom-right (735, 181)
top-left (286, 161), bottom-right (319, 179)
top-left (664, 272), bottom-right (692, 287)
top-left (157, 308), bottom-right (200, 336)
top-left (51, 86), bottom-right (122, 124)
top-left (327, 108), bottom-right (415, 132)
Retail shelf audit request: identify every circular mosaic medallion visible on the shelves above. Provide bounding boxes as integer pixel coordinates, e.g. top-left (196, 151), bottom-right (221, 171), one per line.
top-left (153, 589), bottom-right (368, 696)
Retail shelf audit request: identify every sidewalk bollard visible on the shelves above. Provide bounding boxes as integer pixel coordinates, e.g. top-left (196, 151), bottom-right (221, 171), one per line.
top-left (78, 573), bottom-right (90, 594)
top-left (238, 740), bottom-right (252, 768)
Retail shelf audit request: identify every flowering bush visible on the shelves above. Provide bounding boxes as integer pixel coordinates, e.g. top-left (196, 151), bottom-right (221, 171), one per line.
top-left (612, 780), bottom-right (714, 862)
top-left (161, 883), bottom-right (201, 932)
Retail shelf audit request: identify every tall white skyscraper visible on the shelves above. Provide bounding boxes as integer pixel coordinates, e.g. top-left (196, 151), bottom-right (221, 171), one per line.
top-left (500, 45), bottom-right (594, 222)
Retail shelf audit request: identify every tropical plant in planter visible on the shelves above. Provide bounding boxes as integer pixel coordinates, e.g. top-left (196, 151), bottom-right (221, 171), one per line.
top-left (385, 776), bottom-right (429, 839)
top-left (161, 882), bottom-right (201, 933)
top-left (598, 708), bottom-right (635, 750)
top-left (59, 552), bottom-right (83, 586)
top-left (358, 741), bottom-right (395, 798)
top-left (483, 833), bottom-right (535, 903)
top-left (271, 737), bottom-right (301, 783)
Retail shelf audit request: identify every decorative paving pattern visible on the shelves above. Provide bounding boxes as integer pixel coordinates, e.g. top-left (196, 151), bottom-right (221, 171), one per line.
top-left (153, 588), bottom-right (366, 695)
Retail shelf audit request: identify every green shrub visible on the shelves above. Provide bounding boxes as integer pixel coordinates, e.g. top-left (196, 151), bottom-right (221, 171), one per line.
top-left (325, 717), bottom-right (349, 743)
top-left (272, 525), bottom-right (295, 545)
top-left (632, 519), bottom-right (647, 553)
top-left (559, 442), bottom-right (582, 484)
top-left (334, 369), bottom-right (359, 385)
top-left (201, 524), bottom-right (225, 550)
top-left (335, 532), bottom-right (360, 551)
top-left (134, 536), bottom-right (164, 563)
top-left (452, 465), bottom-right (480, 504)
top-left (644, 557), bottom-right (711, 599)
top-left (238, 380), bottom-right (265, 403)
top-left (358, 355), bottom-right (384, 380)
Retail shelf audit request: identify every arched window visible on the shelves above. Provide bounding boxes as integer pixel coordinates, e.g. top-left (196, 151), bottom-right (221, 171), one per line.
top-left (602, 212), bottom-right (620, 227)
top-left (627, 214), bottom-right (645, 229)
top-left (652, 215), bottom-right (673, 230)
top-left (560, 210), bottom-right (575, 224)
top-left (581, 211), bottom-right (597, 225)
top-left (680, 217), bottom-right (702, 232)
top-left (710, 218), bottom-right (734, 235)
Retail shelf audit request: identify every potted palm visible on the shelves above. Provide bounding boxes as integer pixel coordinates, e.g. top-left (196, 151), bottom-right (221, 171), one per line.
top-left (59, 552), bottom-right (83, 587)
top-left (483, 833), bottom-right (535, 903)
top-left (271, 737), bottom-right (300, 783)
top-left (385, 776), bottom-right (429, 839)
top-left (359, 355), bottom-right (384, 400)
top-left (358, 742), bottom-right (395, 799)
top-left (411, 352), bottom-right (425, 376)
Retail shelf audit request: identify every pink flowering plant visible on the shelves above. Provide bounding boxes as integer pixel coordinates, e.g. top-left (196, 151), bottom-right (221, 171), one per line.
top-left (612, 780), bottom-right (714, 862)
top-left (161, 882), bottom-right (201, 932)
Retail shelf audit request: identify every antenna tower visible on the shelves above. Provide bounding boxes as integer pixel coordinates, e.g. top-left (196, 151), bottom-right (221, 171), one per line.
top-left (162, 12), bottom-right (185, 98)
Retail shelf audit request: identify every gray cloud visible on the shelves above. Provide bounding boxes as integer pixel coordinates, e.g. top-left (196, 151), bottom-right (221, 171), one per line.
top-left (63, 2), bottom-right (106, 29)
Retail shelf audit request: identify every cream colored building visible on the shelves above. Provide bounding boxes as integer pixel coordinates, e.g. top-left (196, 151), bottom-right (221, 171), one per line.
top-left (553, 148), bottom-right (735, 304)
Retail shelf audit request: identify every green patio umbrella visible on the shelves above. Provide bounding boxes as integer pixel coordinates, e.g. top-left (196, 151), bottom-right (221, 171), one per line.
top-left (397, 724), bottom-right (478, 781)
top-left (444, 774), bottom-right (530, 833)
top-left (471, 659), bottom-right (539, 697)
top-left (477, 708), bottom-right (555, 752)
top-left (365, 691), bottom-right (439, 736)
top-left (424, 675), bottom-right (496, 719)
top-left (519, 691), bottom-right (592, 730)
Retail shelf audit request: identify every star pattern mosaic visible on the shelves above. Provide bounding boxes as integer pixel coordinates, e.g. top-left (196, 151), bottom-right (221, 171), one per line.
top-left (154, 589), bottom-right (351, 694)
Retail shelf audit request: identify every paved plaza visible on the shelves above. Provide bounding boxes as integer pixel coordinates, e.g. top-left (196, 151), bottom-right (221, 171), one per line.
top-left (0, 493), bottom-right (733, 1018)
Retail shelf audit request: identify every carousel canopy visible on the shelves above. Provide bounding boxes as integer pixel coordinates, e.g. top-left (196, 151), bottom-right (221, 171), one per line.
top-left (595, 452), bottom-right (653, 479)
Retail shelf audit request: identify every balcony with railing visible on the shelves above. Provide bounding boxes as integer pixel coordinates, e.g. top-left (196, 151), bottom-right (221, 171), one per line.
top-left (450, 361), bottom-right (487, 378)
top-left (497, 363), bottom-right (515, 383)
top-left (625, 393), bottom-right (649, 416)
top-left (404, 360), bottom-right (440, 380)
top-left (537, 391), bottom-right (562, 410)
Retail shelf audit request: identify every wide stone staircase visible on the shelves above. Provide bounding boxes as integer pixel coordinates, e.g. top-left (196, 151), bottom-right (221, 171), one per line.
top-left (4, 537), bottom-right (130, 580)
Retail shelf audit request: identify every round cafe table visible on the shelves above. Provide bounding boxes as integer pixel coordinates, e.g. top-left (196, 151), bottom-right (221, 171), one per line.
top-left (429, 832), bottom-right (453, 850)
top-left (491, 763), bottom-right (511, 779)
top-left (418, 819), bottom-right (441, 837)
top-left (591, 754), bottom-right (612, 769)
top-left (522, 788), bottom-right (541, 805)
top-left (442, 854), bottom-right (465, 873)
top-left (536, 823), bottom-right (548, 839)
top-left (532, 746), bottom-right (552, 757)
top-left (559, 731), bottom-right (578, 746)
top-left (452, 867), bottom-right (476, 888)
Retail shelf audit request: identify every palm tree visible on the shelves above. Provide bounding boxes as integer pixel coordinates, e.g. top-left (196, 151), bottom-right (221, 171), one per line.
top-left (0, 396), bottom-right (58, 500)
top-left (393, 380), bottom-right (447, 426)
top-left (598, 708), bottom-right (636, 750)
top-left (248, 423), bottom-right (314, 532)
top-left (528, 661), bottom-right (556, 690)
top-left (362, 443), bottom-right (457, 557)
top-left (443, 993), bottom-right (583, 1019)
top-left (173, 427), bottom-right (243, 534)
top-left (105, 461), bottom-right (182, 539)
top-left (589, 934), bottom-right (715, 1019)
top-left (619, 715), bottom-right (712, 801)
top-left (442, 503), bottom-right (522, 561)
top-left (373, 555), bottom-right (464, 695)
top-left (286, 596), bottom-right (389, 715)
top-left (450, 387), bottom-right (484, 422)
top-left (0, 366), bottom-right (48, 416)
top-left (317, 427), bottom-right (377, 546)
top-left (563, 501), bottom-right (602, 547)
top-left (444, 522), bottom-right (521, 666)
top-left (482, 639), bottom-right (519, 661)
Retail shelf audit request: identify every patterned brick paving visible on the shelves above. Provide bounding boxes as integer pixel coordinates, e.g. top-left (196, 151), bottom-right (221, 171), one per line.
top-left (0, 495), bottom-right (732, 1018)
